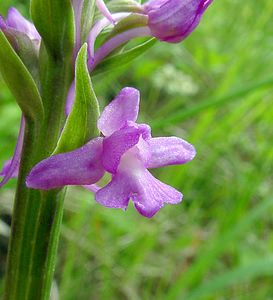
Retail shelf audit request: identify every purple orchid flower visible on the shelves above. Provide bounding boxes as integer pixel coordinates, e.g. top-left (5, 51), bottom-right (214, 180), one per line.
top-left (0, 7), bottom-right (41, 46)
top-left (26, 87), bottom-right (196, 218)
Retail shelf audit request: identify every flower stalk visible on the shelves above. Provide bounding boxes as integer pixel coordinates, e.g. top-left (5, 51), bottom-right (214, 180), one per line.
top-left (3, 45), bottom-right (73, 300)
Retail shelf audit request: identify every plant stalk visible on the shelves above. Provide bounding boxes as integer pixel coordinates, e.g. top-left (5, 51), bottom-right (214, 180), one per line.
top-left (3, 53), bottom-right (72, 300)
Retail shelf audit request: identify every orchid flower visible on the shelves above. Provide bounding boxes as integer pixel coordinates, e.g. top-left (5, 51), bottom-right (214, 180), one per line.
top-left (26, 88), bottom-right (195, 218)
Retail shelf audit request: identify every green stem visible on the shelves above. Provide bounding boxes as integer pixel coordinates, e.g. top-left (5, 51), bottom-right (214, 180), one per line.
top-left (3, 53), bottom-right (72, 300)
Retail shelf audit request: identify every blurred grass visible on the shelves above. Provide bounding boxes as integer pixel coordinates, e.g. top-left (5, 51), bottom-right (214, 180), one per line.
top-left (1, 0), bottom-right (273, 299)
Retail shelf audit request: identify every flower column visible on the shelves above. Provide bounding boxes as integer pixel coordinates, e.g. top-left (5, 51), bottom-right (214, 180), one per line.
top-left (2, 1), bottom-right (74, 299)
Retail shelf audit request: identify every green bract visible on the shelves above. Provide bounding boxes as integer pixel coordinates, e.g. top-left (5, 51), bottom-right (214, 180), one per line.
top-left (93, 37), bottom-right (156, 75)
top-left (54, 44), bottom-right (100, 154)
top-left (0, 30), bottom-right (43, 122)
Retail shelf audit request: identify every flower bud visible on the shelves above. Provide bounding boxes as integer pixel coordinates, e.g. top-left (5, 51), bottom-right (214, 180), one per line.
top-left (0, 8), bottom-right (41, 74)
top-left (0, 7), bottom-right (40, 44)
top-left (144, 0), bottom-right (212, 43)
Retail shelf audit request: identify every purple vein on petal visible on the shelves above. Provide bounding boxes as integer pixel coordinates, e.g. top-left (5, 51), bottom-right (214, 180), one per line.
top-left (88, 26), bottom-right (151, 71)
top-left (0, 116), bottom-right (25, 187)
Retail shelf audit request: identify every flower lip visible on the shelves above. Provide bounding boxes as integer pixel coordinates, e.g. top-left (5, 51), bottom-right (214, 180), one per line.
top-left (96, 167), bottom-right (183, 218)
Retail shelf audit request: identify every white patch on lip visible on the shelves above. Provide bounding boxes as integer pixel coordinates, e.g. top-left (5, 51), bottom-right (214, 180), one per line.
top-left (118, 147), bottom-right (145, 177)
top-left (117, 133), bottom-right (151, 177)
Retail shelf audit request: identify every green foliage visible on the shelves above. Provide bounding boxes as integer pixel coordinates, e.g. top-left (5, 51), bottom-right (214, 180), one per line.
top-left (55, 44), bottom-right (100, 154)
top-left (187, 255), bottom-right (273, 300)
top-left (1, 0), bottom-right (273, 299)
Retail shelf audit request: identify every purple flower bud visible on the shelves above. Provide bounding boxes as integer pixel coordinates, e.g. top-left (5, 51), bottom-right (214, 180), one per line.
top-left (0, 7), bottom-right (41, 55)
top-left (144, 0), bottom-right (212, 43)
top-left (0, 7), bottom-right (40, 42)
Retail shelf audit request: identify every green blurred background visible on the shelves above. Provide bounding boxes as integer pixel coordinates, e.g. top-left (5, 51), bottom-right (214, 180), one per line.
top-left (1, 0), bottom-right (273, 299)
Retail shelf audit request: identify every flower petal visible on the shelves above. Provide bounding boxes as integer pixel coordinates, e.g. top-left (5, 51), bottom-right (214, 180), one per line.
top-left (102, 125), bottom-right (143, 174)
top-left (0, 117), bottom-right (25, 188)
top-left (95, 172), bottom-right (131, 209)
top-left (146, 137), bottom-right (196, 169)
top-left (131, 169), bottom-right (182, 218)
top-left (26, 138), bottom-right (104, 190)
top-left (96, 168), bottom-right (182, 217)
top-left (98, 87), bottom-right (140, 136)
